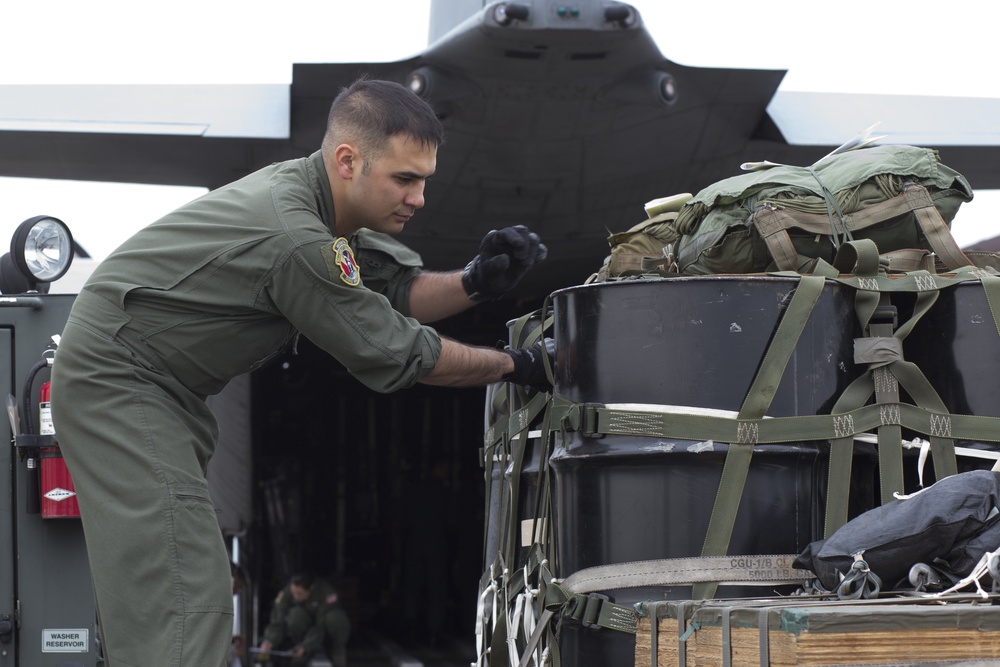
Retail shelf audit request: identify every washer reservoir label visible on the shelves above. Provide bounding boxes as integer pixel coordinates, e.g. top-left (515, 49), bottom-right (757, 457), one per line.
top-left (42, 628), bottom-right (88, 652)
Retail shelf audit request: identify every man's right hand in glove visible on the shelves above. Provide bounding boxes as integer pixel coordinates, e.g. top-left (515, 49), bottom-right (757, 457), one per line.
top-left (503, 338), bottom-right (555, 392)
top-left (420, 338), bottom-right (555, 391)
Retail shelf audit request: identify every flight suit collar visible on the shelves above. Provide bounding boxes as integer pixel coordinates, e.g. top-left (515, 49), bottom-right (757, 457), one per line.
top-left (306, 151), bottom-right (337, 237)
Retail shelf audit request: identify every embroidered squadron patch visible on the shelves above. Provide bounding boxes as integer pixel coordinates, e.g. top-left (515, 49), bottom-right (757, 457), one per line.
top-left (329, 237), bottom-right (360, 286)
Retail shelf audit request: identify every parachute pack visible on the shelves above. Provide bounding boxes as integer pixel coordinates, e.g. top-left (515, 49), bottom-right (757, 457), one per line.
top-left (592, 143), bottom-right (995, 280)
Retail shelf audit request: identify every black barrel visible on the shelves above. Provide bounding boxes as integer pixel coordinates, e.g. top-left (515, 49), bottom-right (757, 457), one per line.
top-left (905, 282), bottom-right (1000, 419)
top-left (546, 276), bottom-right (878, 665)
top-left (900, 281), bottom-right (1000, 478)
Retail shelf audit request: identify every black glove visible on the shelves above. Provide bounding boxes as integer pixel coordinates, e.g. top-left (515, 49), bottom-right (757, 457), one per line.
top-left (502, 338), bottom-right (555, 392)
top-left (462, 225), bottom-right (548, 301)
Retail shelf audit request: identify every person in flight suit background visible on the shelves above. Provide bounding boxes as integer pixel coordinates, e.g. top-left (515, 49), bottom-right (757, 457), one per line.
top-left (259, 572), bottom-right (350, 666)
top-left (51, 77), bottom-right (552, 667)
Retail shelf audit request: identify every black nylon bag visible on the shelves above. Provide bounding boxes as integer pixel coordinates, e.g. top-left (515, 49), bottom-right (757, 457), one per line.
top-left (794, 470), bottom-right (1000, 589)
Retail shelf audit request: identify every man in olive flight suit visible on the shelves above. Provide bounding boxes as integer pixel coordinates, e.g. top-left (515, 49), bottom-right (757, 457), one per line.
top-left (51, 78), bottom-right (552, 667)
top-left (259, 573), bottom-right (350, 666)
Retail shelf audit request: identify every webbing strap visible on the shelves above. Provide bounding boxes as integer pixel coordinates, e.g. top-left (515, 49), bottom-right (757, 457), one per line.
top-left (888, 359), bottom-right (957, 480)
top-left (561, 554), bottom-right (809, 593)
top-left (693, 275), bottom-right (825, 599)
top-left (872, 340), bottom-right (905, 503)
top-left (481, 384), bottom-right (510, 563)
top-left (824, 371), bottom-right (876, 535)
top-left (553, 398), bottom-right (1000, 446)
top-left (753, 184), bottom-right (971, 271)
top-left (909, 186), bottom-right (972, 270)
top-left (983, 274), bottom-right (1000, 338)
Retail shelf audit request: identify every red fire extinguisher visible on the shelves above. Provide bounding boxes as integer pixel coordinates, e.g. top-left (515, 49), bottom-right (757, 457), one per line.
top-left (38, 380), bottom-right (81, 519)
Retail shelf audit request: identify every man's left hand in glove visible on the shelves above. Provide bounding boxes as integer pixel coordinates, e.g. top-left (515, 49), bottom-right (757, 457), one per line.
top-left (503, 338), bottom-right (555, 392)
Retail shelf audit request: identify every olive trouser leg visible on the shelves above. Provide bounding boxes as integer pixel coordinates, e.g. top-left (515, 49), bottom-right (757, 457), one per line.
top-left (282, 606), bottom-right (350, 665)
top-left (320, 607), bottom-right (351, 667)
top-left (51, 320), bottom-right (233, 667)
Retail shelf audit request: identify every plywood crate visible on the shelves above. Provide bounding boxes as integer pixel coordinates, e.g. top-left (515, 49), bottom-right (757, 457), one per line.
top-left (636, 595), bottom-right (1000, 666)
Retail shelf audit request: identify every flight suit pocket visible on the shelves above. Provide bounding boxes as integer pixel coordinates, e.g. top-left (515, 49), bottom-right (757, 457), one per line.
top-left (168, 485), bottom-right (233, 615)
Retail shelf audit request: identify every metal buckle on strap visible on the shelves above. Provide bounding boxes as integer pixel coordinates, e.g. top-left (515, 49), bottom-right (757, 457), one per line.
top-left (558, 402), bottom-right (604, 438)
top-left (871, 304), bottom-right (898, 328)
top-left (581, 403), bottom-right (604, 438)
top-left (568, 593), bottom-right (610, 630)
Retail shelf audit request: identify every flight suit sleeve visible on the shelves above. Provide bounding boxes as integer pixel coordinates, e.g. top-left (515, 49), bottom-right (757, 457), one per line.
top-left (263, 588), bottom-right (291, 645)
top-left (266, 237), bottom-right (442, 394)
top-left (352, 229), bottom-right (424, 317)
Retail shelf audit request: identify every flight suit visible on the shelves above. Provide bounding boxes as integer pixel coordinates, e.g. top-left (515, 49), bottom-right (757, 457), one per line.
top-left (262, 579), bottom-right (350, 665)
top-left (51, 151), bottom-right (442, 667)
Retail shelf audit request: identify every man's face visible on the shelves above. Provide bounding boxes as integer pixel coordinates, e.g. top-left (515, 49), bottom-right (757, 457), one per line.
top-left (346, 134), bottom-right (437, 236)
top-left (290, 583), bottom-right (311, 603)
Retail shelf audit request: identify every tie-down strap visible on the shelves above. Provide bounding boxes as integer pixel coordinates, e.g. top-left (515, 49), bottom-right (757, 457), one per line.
top-left (515, 554), bottom-right (809, 667)
top-left (752, 183), bottom-right (972, 272)
top-left (550, 398), bottom-right (1000, 445)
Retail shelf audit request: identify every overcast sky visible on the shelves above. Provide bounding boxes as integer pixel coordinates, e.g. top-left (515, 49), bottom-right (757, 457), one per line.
top-left (0, 0), bottom-right (997, 279)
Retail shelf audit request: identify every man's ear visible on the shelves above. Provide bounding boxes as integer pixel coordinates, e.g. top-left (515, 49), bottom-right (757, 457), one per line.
top-left (333, 143), bottom-right (360, 180)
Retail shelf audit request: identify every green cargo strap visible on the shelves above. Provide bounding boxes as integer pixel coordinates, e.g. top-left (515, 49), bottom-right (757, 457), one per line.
top-left (880, 248), bottom-right (937, 273)
top-left (553, 397), bottom-right (1000, 447)
top-left (821, 241), bottom-right (955, 524)
top-left (481, 384), bottom-right (512, 565)
top-left (507, 306), bottom-right (554, 408)
top-left (502, 392), bottom-right (550, 568)
top-left (824, 370), bottom-right (878, 535)
top-left (482, 390), bottom-right (549, 571)
top-left (853, 240), bottom-right (905, 501)
top-left (753, 184), bottom-right (971, 272)
top-left (528, 398), bottom-right (558, 570)
top-left (871, 322), bottom-right (905, 504)
top-left (907, 184), bottom-right (973, 270)
top-left (493, 304), bottom-right (553, 569)
top-left (983, 274), bottom-right (1000, 338)
top-left (693, 274), bottom-right (825, 600)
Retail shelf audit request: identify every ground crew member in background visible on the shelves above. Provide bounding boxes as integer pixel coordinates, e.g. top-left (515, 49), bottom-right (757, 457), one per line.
top-left (259, 573), bottom-right (350, 666)
top-left (51, 77), bottom-right (552, 667)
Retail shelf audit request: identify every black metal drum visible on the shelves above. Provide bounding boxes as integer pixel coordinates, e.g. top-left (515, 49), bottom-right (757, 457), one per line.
top-left (546, 276), bottom-right (878, 665)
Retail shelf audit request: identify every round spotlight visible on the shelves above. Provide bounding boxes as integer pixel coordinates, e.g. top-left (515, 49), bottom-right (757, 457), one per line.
top-left (406, 70), bottom-right (429, 98)
top-left (604, 4), bottom-right (636, 27)
top-left (494, 2), bottom-right (530, 26)
top-left (656, 72), bottom-right (679, 106)
top-left (11, 216), bottom-right (75, 284)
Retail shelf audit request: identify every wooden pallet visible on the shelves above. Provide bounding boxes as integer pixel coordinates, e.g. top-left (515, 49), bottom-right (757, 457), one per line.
top-left (635, 595), bottom-right (1000, 666)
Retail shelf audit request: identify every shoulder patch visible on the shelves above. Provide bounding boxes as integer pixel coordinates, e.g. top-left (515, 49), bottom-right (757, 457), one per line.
top-left (324, 237), bottom-right (361, 287)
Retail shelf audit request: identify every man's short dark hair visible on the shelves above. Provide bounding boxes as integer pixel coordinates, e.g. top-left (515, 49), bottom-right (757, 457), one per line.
top-left (323, 77), bottom-right (444, 169)
top-left (290, 572), bottom-right (315, 590)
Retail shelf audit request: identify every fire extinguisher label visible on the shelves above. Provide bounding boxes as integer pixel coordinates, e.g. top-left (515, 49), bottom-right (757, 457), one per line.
top-left (40, 401), bottom-right (54, 435)
top-left (43, 487), bottom-right (76, 502)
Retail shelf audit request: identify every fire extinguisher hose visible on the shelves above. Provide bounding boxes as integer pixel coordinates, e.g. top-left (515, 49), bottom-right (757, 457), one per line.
top-left (21, 358), bottom-right (48, 438)
top-left (21, 358), bottom-right (49, 515)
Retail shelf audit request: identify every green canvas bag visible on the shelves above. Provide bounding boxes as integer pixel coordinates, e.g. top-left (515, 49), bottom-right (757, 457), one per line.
top-left (672, 144), bottom-right (974, 275)
top-left (591, 194), bottom-right (692, 282)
